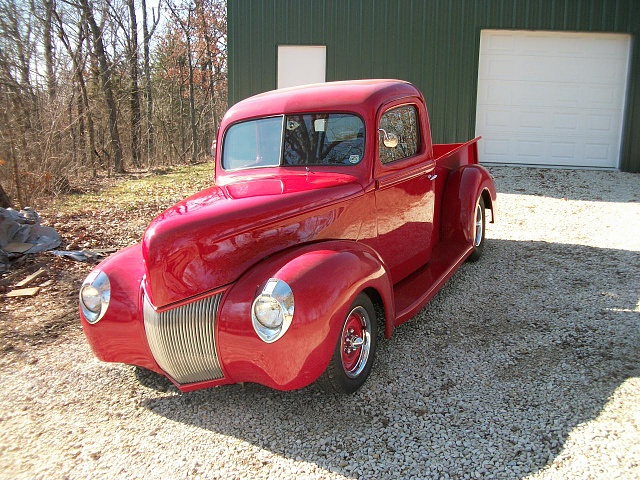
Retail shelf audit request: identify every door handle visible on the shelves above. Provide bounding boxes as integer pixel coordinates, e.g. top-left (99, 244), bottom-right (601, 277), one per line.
top-left (427, 174), bottom-right (438, 181)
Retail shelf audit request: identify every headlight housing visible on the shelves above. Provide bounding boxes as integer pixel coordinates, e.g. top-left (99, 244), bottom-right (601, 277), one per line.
top-left (251, 278), bottom-right (294, 343)
top-left (79, 270), bottom-right (111, 324)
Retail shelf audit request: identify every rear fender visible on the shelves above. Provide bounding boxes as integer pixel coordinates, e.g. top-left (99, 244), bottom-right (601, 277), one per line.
top-left (216, 240), bottom-right (394, 390)
top-left (440, 165), bottom-right (496, 244)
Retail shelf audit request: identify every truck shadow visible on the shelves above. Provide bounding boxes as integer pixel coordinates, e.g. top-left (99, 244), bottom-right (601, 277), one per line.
top-left (140, 238), bottom-right (639, 478)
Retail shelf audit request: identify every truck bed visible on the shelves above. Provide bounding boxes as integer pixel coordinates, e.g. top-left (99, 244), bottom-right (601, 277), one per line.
top-left (433, 137), bottom-right (481, 170)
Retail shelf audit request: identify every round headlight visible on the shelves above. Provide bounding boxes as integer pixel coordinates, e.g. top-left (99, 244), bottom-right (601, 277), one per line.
top-left (79, 270), bottom-right (111, 324)
top-left (253, 296), bottom-right (284, 329)
top-left (80, 285), bottom-right (102, 313)
top-left (251, 278), bottom-right (294, 343)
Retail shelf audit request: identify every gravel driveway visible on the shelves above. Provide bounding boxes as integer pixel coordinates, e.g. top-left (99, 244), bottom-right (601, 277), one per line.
top-left (1, 166), bottom-right (639, 479)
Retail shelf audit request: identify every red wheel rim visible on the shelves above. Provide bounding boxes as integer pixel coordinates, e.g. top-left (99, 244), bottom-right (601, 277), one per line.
top-left (340, 306), bottom-right (371, 378)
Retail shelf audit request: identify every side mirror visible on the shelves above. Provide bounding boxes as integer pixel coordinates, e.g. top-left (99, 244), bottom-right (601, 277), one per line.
top-left (378, 128), bottom-right (399, 148)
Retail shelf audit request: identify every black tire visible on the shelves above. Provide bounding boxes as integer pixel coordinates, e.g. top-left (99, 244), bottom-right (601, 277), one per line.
top-left (467, 195), bottom-right (485, 262)
top-left (317, 293), bottom-right (377, 394)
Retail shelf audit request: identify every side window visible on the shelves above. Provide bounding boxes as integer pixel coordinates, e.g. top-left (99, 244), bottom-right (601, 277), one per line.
top-left (378, 105), bottom-right (420, 165)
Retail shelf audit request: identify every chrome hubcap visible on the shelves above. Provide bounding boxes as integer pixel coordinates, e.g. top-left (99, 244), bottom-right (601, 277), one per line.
top-left (341, 306), bottom-right (371, 379)
top-left (344, 328), bottom-right (364, 354)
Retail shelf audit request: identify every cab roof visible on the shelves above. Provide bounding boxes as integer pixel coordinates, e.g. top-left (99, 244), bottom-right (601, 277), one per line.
top-left (223, 79), bottom-right (422, 123)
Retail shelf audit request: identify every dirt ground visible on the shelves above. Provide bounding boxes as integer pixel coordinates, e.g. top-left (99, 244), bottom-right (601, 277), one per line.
top-left (0, 175), bottom-right (172, 367)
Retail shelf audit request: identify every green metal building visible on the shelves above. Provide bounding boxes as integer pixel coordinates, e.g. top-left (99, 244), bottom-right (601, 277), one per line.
top-left (228, 0), bottom-right (639, 172)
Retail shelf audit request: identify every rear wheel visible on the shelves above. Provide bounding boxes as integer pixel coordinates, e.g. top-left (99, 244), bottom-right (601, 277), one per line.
top-left (467, 195), bottom-right (486, 262)
top-left (318, 293), bottom-right (377, 394)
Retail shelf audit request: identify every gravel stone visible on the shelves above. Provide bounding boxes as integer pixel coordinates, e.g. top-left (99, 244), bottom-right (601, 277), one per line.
top-left (1, 166), bottom-right (639, 479)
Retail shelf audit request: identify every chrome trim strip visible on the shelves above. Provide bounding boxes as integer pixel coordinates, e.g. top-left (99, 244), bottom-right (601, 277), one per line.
top-left (143, 293), bottom-right (224, 384)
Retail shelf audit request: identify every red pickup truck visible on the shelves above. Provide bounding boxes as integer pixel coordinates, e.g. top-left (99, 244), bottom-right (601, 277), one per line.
top-left (80, 80), bottom-right (496, 394)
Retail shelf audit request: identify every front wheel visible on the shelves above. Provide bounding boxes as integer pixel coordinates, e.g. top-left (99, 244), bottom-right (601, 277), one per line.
top-left (317, 293), bottom-right (377, 394)
top-left (467, 195), bottom-right (486, 262)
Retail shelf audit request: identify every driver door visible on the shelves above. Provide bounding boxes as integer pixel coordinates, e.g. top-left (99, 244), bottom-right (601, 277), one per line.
top-left (374, 104), bottom-right (436, 284)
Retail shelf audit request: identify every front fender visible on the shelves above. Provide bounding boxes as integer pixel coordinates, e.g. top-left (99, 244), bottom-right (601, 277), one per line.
top-left (80, 244), bottom-right (162, 374)
top-left (440, 165), bottom-right (496, 244)
top-left (216, 240), bottom-right (393, 390)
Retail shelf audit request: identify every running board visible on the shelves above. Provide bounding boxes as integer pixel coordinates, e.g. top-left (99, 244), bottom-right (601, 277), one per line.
top-left (393, 241), bottom-right (473, 326)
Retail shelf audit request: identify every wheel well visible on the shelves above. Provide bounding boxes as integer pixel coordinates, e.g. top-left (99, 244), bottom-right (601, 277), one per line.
top-left (363, 287), bottom-right (386, 333)
top-left (481, 189), bottom-right (494, 222)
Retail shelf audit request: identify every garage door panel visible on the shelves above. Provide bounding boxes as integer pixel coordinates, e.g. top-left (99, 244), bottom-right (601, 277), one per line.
top-left (482, 83), bottom-right (513, 104)
top-left (484, 32), bottom-right (519, 53)
top-left (476, 30), bottom-right (631, 168)
top-left (478, 109), bottom-right (512, 129)
top-left (481, 137), bottom-right (511, 157)
top-left (589, 37), bottom-right (631, 58)
top-left (588, 85), bottom-right (622, 107)
top-left (479, 81), bottom-right (614, 109)
top-left (519, 111), bottom-right (546, 129)
top-left (585, 142), bottom-right (614, 164)
top-left (552, 113), bottom-right (580, 132)
top-left (551, 142), bottom-right (581, 161)
top-left (517, 140), bottom-right (544, 158)
top-left (587, 58), bottom-right (628, 84)
top-left (480, 134), bottom-right (620, 169)
top-left (587, 114), bottom-right (617, 136)
top-left (481, 103), bottom-right (624, 136)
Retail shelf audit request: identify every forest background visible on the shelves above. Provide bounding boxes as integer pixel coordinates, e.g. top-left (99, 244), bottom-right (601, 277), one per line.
top-left (0, 0), bottom-right (227, 208)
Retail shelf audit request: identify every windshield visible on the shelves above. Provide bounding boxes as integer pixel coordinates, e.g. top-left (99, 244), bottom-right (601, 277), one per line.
top-left (222, 113), bottom-right (365, 170)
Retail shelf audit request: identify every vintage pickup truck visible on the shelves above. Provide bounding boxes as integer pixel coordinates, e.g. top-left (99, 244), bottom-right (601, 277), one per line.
top-left (80, 80), bottom-right (496, 394)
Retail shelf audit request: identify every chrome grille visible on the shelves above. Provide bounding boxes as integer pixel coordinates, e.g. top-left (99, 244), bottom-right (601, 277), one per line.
top-left (143, 293), bottom-right (224, 384)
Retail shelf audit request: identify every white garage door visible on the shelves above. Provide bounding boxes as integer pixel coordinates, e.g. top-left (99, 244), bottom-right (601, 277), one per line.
top-left (475, 30), bottom-right (631, 169)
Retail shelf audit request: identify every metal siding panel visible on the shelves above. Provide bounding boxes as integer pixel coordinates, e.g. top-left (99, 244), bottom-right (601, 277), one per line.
top-left (620, 35), bottom-right (639, 172)
top-left (227, 0), bottom-right (237, 108)
top-left (228, 0), bottom-right (640, 171)
top-left (333, 1), bottom-right (351, 80)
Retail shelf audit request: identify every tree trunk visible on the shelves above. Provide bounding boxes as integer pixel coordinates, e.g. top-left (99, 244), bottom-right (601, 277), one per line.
top-left (9, 138), bottom-right (24, 209)
top-left (185, 14), bottom-right (197, 163)
top-left (197, 0), bottom-right (219, 149)
top-left (79, 0), bottom-right (125, 174)
top-left (68, 98), bottom-right (77, 169)
top-left (141, 0), bottom-right (159, 164)
top-left (54, 8), bottom-right (98, 175)
top-left (167, 0), bottom-right (197, 163)
top-left (128, 0), bottom-right (141, 168)
top-left (179, 80), bottom-right (186, 159)
top-left (76, 84), bottom-right (87, 168)
top-left (0, 183), bottom-right (12, 209)
top-left (43, 0), bottom-right (56, 101)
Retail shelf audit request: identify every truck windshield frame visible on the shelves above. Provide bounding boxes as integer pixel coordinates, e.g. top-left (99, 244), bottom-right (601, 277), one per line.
top-left (222, 113), bottom-right (365, 171)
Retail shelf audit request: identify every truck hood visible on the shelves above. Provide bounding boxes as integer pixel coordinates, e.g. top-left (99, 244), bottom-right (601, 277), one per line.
top-left (142, 172), bottom-right (364, 307)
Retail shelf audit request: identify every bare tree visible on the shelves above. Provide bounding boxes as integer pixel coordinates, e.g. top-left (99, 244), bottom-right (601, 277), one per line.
top-left (195, 0), bottom-right (225, 153)
top-left (166, 0), bottom-right (197, 164)
top-left (127, 0), bottom-right (141, 168)
top-left (0, 0), bottom-right (38, 207)
top-left (77, 0), bottom-right (125, 173)
top-left (42, 0), bottom-right (56, 101)
top-left (141, 0), bottom-right (161, 163)
top-left (0, 182), bottom-right (12, 208)
top-left (54, 5), bottom-right (97, 174)
top-left (0, 0), bottom-right (226, 205)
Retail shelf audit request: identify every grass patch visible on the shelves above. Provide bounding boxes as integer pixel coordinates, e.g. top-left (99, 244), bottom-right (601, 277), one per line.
top-left (50, 162), bottom-right (215, 213)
